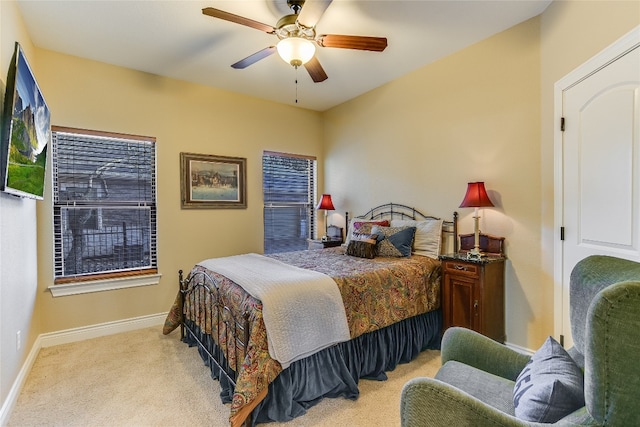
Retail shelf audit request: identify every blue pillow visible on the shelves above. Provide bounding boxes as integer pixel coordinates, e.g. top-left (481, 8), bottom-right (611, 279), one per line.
top-left (513, 336), bottom-right (584, 423)
top-left (371, 225), bottom-right (416, 257)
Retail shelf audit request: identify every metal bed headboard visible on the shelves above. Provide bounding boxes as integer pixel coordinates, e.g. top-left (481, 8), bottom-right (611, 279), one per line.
top-left (345, 202), bottom-right (458, 254)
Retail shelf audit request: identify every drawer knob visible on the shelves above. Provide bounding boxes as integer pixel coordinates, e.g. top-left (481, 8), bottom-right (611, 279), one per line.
top-left (454, 264), bottom-right (467, 271)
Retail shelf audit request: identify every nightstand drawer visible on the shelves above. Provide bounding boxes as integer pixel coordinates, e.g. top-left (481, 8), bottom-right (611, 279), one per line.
top-left (443, 260), bottom-right (480, 278)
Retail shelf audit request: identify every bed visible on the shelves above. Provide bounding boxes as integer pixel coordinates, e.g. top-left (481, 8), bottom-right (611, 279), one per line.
top-left (174, 203), bottom-right (458, 426)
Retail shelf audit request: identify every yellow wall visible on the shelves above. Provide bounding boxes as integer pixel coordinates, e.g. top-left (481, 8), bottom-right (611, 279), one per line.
top-left (33, 50), bottom-right (324, 332)
top-left (323, 2), bottom-right (640, 350)
top-left (323, 17), bottom-right (544, 349)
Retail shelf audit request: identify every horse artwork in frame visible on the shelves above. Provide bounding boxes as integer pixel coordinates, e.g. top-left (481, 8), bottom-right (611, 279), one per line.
top-left (180, 152), bottom-right (247, 209)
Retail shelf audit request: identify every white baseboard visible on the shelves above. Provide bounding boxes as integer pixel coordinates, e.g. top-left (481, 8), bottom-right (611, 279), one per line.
top-left (39, 312), bottom-right (166, 348)
top-left (505, 341), bottom-right (534, 356)
top-left (0, 334), bottom-right (42, 427)
top-left (0, 312), bottom-right (167, 425)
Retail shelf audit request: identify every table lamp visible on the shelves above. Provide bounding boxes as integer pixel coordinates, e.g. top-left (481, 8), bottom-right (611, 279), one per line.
top-left (316, 194), bottom-right (335, 240)
top-left (459, 182), bottom-right (494, 259)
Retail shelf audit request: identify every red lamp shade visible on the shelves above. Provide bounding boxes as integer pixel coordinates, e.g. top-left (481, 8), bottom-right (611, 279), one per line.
top-left (316, 194), bottom-right (335, 210)
top-left (459, 182), bottom-right (494, 208)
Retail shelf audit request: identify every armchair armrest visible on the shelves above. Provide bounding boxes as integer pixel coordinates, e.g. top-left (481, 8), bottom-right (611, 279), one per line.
top-left (585, 280), bottom-right (640, 425)
top-left (401, 377), bottom-right (526, 427)
top-left (401, 377), bottom-right (597, 427)
top-left (441, 327), bottom-right (530, 381)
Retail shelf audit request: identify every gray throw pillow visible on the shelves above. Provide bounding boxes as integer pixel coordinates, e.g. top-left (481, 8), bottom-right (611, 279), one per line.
top-left (513, 336), bottom-right (584, 423)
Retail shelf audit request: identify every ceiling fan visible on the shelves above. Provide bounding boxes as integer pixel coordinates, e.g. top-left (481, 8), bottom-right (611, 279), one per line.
top-left (202, 0), bottom-right (388, 83)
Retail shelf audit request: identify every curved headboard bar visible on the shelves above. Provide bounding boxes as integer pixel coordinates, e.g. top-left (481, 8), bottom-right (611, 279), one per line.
top-left (345, 203), bottom-right (459, 254)
top-left (362, 203), bottom-right (441, 221)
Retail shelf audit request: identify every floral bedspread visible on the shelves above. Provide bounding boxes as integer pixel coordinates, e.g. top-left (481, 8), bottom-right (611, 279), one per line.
top-left (182, 246), bottom-right (442, 426)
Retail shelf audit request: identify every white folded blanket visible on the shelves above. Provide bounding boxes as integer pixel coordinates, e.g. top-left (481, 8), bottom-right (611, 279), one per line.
top-left (198, 253), bottom-right (350, 369)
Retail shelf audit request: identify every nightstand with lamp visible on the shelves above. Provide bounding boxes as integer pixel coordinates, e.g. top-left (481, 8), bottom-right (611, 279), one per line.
top-left (309, 194), bottom-right (343, 249)
top-left (439, 182), bottom-right (506, 342)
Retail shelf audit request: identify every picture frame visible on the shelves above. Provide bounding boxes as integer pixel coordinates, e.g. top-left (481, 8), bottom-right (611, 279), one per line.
top-left (180, 152), bottom-right (246, 209)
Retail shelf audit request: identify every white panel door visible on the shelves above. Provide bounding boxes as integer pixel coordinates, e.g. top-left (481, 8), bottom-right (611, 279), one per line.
top-left (561, 45), bottom-right (640, 348)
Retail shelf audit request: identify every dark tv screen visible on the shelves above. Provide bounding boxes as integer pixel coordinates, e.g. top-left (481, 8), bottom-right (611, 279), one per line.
top-left (1, 42), bottom-right (50, 200)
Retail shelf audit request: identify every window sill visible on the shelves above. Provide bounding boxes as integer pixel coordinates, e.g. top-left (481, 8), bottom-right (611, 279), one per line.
top-left (48, 273), bottom-right (162, 297)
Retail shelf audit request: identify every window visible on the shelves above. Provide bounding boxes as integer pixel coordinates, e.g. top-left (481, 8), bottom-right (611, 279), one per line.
top-left (263, 151), bottom-right (316, 254)
top-left (51, 127), bottom-right (157, 284)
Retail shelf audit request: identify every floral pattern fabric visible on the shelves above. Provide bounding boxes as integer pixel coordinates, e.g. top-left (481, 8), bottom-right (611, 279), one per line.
top-left (182, 246), bottom-right (441, 426)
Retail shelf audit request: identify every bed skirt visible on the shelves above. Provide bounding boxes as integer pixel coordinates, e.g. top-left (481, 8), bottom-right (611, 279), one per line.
top-left (184, 308), bottom-right (442, 425)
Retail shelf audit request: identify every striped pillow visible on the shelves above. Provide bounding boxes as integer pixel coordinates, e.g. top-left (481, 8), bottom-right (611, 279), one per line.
top-left (346, 233), bottom-right (378, 259)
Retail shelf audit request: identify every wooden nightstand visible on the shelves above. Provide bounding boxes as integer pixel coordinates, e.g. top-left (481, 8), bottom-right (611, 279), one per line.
top-left (308, 239), bottom-right (343, 250)
top-left (439, 253), bottom-right (506, 343)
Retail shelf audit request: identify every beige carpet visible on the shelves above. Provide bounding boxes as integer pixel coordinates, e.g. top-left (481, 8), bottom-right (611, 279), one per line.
top-left (8, 326), bottom-right (441, 427)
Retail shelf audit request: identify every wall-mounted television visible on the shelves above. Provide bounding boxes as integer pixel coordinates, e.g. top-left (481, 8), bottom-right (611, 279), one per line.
top-left (0, 42), bottom-right (50, 200)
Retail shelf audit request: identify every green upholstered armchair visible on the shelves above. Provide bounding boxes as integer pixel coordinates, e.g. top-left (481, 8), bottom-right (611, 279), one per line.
top-left (400, 255), bottom-right (640, 426)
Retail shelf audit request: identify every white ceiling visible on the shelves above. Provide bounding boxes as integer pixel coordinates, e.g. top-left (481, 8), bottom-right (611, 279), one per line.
top-left (17, 0), bottom-right (551, 111)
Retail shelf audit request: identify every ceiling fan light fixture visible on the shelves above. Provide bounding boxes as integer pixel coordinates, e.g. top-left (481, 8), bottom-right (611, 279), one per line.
top-left (277, 37), bottom-right (315, 67)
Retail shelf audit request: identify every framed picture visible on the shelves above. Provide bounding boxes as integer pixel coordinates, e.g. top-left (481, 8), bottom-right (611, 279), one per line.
top-left (180, 152), bottom-right (246, 209)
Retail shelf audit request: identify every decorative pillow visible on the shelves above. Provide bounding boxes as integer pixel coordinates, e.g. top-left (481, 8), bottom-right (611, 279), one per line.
top-left (163, 291), bottom-right (183, 335)
top-left (371, 225), bottom-right (416, 257)
top-left (345, 233), bottom-right (378, 259)
top-left (513, 336), bottom-right (584, 423)
top-left (345, 219), bottom-right (390, 245)
top-left (391, 218), bottom-right (443, 258)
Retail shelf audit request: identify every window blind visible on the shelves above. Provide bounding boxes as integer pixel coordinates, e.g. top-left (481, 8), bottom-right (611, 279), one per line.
top-left (52, 128), bottom-right (157, 283)
top-left (263, 151), bottom-right (316, 254)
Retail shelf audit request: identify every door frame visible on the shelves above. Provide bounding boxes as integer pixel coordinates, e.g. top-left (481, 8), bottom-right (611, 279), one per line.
top-left (553, 25), bottom-right (640, 342)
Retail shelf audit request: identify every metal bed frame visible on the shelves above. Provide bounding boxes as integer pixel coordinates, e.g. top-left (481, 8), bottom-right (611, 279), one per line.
top-left (346, 202), bottom-right (458, 253)
top-left (179, 269), bottom-right (249, 391)
top-left (178, 203), bottom-right (457, 426)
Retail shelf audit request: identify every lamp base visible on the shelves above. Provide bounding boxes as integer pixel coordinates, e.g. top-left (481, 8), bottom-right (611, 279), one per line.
top-left (466, 210), bottom-right (485, 260)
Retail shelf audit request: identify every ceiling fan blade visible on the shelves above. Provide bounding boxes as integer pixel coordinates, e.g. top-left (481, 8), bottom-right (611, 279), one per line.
top-left (231, 46), bottom-right (277, 69)
top-left (297, 0), bottom-right (333, 28)
top-left (318, 34), bottom-right (388, 52)
top-left (304, 56), bottom-right (328, 83)
top-left (202, 7), bottom-right (275, 33)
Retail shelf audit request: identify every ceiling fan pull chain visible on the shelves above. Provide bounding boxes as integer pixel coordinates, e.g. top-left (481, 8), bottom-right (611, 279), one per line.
top-left (295, 66), bottom-right (299, 104)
